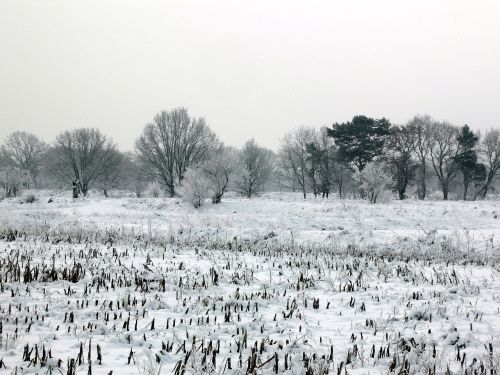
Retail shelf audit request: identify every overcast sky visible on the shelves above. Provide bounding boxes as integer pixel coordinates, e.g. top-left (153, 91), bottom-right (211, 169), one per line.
top-left (1, 1), bottom-right (499, 151)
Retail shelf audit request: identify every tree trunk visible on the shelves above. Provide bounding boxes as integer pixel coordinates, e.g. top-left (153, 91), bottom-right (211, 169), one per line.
top-left (78, 181), bottom-right (88, 197)
top-left (398, 176), bottom-right (408, 200)
top-left (72, 181), bottom-right (79, 199)
top-left (398, 189), bottom-right (405, 200)
top-left (442, 183), bottom-right (449, 200)
top-left (419, 181), bottom-right (426, 200)
top-left (103, 189), bottom-right (108, 198)
top-left (165, 175), bottom-right (175, 198)
top-left (462, 174), bottom-right (469, 201)
top-left (482, 186), bottom-right (488, 199)
top-left (418, 164), bottom-right (426, 200)
top-left (473, 173), bottom-right (494, 200)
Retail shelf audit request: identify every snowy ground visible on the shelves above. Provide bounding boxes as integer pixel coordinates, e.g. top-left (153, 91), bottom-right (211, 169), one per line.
top-left (1, 192), bottom-right (500, 374)
top-left (1, 191), bottom-right (500, 250)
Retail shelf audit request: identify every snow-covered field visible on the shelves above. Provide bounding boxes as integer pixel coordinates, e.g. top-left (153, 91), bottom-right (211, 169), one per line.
top-left (1, 192), bottom-right (500, 374)
top-left (2, 192), bottom-right (500, 250)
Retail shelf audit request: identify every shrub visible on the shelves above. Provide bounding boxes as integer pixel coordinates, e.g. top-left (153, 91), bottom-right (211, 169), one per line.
top-left (178, 167), bottom-right (213, 208)
top-left (353, 162), bottom-right (392, 203)
top-left (22, 193), bottom-right (37, 204)
top-left (147, 182), bottom-right (162, 198)
top-left (0, 168), bottom-right (31, 197)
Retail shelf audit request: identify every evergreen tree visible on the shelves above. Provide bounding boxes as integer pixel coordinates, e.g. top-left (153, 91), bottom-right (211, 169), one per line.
top-left (327, 115), bottom-right (391, 172)
top-left (455, 124), bottom-right (484, 200)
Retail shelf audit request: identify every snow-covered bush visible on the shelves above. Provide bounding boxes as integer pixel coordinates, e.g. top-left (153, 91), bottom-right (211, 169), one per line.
top-left (0, 168), bottom-right (31, 197)
top-left (147, 181), bottom-right (162, 198)
top-left (353, 162), bottom-right (391, 203)
top-left (22, 193), bottom-right (37, 204)
top-left (178, 167), bottom-right (213, 208)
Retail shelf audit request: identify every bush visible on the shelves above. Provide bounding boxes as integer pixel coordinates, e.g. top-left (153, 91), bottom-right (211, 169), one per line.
top-left (147, 182), bottom-right (163, 198)
top-left (178, 167), bottom-right (213, 208)
top-left (353, 162), bottom-right (392, 203)
top-left (0, 168), bottom-right (31, 197)
top-left (22, 193), bottom-right (37, 204)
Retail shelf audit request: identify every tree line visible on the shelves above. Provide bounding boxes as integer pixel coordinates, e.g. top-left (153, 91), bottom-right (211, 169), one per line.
top-left (1, 108), bottom-right (499, 205)
top-left (281, 115), bottom-right (500, 202)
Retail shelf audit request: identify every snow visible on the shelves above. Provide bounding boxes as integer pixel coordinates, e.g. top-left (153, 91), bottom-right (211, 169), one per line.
top-left (2, 192), bottom-right (500, 249)
top-left (1, 192), bottom-right (500, 374)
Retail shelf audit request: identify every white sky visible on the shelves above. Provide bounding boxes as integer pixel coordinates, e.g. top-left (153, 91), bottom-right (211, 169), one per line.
top-left (1, 0), bottom-right (499, 151)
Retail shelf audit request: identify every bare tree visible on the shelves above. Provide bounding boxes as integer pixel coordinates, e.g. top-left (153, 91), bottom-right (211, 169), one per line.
top-left (278, 127), bottom-right (315, 199)
top-left (474, 128), bottom-right (500, 199)
top-left (385, 124), bottom-right (417, 200)
top-left (120, 152), bottom-right (150, 198)
top-left (303, 127), bottom-right (339, 198)
top-left (50, 128), bottom-right (121, 197)
top-left (1, 131), bottom-right (47, 186)
top-left (201, 146), bottom-right (236, 203)
top-left (135, 108), bottom-right (219, 197)
top-left (406, 115), bottom-right (432, 199)
top-left (332, 160), bottom-right (352, 199)
top-left (428, 121), bottom-right (460, 200)
top-left (94, 148), bottom-right (125, 197)
top-left (235, 139), bottom-right (274, 198)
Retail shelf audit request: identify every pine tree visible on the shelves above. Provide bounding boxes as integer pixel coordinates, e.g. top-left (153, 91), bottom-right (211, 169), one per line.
top-left (455, 125), bottom-right (484, 200)
top-left (327, 115), bottom-right (391, 172)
